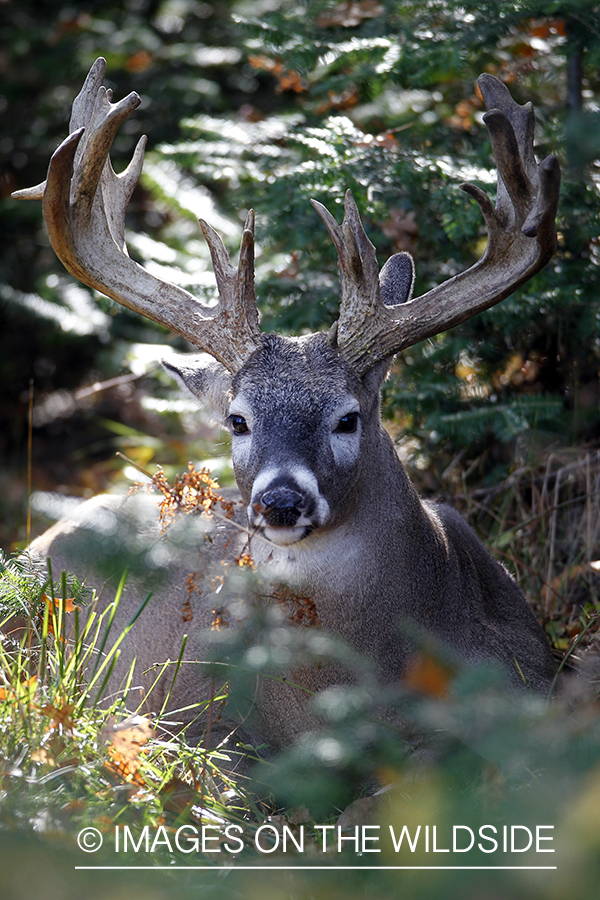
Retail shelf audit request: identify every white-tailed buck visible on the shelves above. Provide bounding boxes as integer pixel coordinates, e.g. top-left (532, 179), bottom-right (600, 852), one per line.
top-left (15, 59), bottom-right (560, 750)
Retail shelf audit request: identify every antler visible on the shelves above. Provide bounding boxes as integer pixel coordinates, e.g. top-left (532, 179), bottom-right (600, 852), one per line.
top-left (12, 57), bottom-right (261, 373)
top-left (312, 74), bottom-right (561, 376)
top-left (14, 63), bottom-right (559, 377)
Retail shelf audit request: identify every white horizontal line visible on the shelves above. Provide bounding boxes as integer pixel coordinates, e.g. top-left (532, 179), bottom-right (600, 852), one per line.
top-left (75, 866), bottom-right (558, 871)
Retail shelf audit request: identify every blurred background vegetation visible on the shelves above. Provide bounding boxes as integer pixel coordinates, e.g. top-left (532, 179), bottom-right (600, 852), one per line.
top-left (2, 4), bottom-right (600, 898)
top-left (1, 0), bottom-right (599, 572)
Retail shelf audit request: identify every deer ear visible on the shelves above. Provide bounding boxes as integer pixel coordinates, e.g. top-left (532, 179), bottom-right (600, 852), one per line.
top-left (361, 357), bottom-right (392, 393)
top-left (360, 252), bottom-right (415, 388)
top-left (355, 253), bottom-right (416, 389)
top-left (162, 354), bottom-right (232, 418)
top-left (379, 251), bottom-right (415, 307)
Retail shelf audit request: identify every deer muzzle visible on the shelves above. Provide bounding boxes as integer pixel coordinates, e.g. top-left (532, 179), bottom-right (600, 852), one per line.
top-left (249, 469), bottom-right (330, 545)
top-left (259, 486), bottom-right (307, 528)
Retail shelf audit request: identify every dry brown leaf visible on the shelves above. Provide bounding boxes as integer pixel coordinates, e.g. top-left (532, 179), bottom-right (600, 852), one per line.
top-left (381, 209), bottom-right (418, 253)
top-left (40, 700), bottom-right (75, 732)
top-left (183, 572), bottom-right (205, 622)
top-left (160, 776), bottom-right (198, 815)
top-left (130, 462), bottom-right (235, 532)
top-left (248, 55), bottom-right (307, 93)
top-left (211, 607), bottom-right (230, 630)
top-left (104, 715), bottom-right (154, 785)
top-left (316, 0), bottom-right (384, 28)
top-left (181, 595), bottom-right (194, 623)
top-left (272, 585), bottom-right (321, 627)
top-left (315, 86), bottom-right (360, 114)
top-left (30, 747), bottom-right (54, 765)
top-left (125, 50), bottom-right (154, 72)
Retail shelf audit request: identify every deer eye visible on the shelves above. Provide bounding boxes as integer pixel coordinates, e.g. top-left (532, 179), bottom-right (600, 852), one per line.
top-left (335, 412), bottom-right (359, 434)
top-left (230, 415), bottom-right (249, 435)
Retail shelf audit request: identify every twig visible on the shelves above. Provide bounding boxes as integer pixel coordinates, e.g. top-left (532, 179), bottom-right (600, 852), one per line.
top-left (116, 451), bottom-right (278, 548)
top-left (545, 467), bottom-right (562, 617)
top-left (75, 371), bottom-right (145, 400)
top-left (27, 379), bottom-right (34, 546)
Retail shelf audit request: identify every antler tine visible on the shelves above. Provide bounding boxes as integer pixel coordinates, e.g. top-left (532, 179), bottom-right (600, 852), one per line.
top-left (317, 75), bottom-right (560, 376)
top-left (69, 56), bottom-right (107, 132)
top-left (198, 209), bottom-right (261, 347)
top-left (310, 190), bottom-right (381, 348)
top-left (12, 58), bottom-right (262, 373)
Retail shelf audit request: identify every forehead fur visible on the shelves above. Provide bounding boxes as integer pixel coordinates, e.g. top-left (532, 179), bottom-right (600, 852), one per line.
top-left (232, 333), bottom-right (362, 409)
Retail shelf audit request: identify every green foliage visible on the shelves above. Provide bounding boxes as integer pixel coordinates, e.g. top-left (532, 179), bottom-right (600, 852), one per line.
top-left (0, 487), bottom-right (600, 898)
top-left (0, 548), bottom-right (255, 859)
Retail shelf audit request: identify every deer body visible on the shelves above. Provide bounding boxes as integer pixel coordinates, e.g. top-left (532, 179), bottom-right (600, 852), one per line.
top-left (168, 332), bottom-right (557, 698)
top-left (17, 60), bottom-right (561, 750)
top-left (30, 329), bottom-right (557, 751)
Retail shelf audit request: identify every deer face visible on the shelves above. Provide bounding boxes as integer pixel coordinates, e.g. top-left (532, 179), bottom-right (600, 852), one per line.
top-left (166, 333), bottom-right (383, 547)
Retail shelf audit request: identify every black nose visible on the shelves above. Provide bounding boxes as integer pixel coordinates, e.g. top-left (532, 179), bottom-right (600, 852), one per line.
top-left (259, 486), bottom-right (304, 527)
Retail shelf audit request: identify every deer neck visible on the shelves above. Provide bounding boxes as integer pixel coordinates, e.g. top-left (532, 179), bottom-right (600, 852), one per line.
top-left (249, 421), bottom-right (424, 584)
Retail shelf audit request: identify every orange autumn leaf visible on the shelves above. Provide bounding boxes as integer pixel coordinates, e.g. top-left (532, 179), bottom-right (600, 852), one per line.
top-left (529, 19), bottom-right (565, 38)
top-left (42, 594), bottom-right (77, 614)
top-left (211, 607), bottom-right (230, 630)
top-left (235, 553), bottom-right (254, 568)
top-left (41, 594), bottom-right (77, 638)
top-left (130, 462), bottom-right (236, 532)
top-left (106, 750), bottom-right (146, 785)
top-left (40, 700), bottom-right (76, 731)
top-left (104, 716), bottom-right (154, 785)
top-left (125, 50), bottom-right (154, 72)
top-left (248, 54), bottom-right (284, 75)
top-left (109, 717), bottom-right (154, 756)
top-left (403, 653), bottom-right (454, 698)
top-left (0, 675), bottom-right (38, 702)
top-left (247, 54), bottom-right (306, 93)
top-left (277, 70), bottom-right (306, 93)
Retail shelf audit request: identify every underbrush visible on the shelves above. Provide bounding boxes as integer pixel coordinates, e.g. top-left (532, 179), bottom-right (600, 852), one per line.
top-left (451, 449), bottom-right (600, 658)
top-left (0, 553), bottom-right (259, 856)
top-left (1, 454), bottom-right (600, 900)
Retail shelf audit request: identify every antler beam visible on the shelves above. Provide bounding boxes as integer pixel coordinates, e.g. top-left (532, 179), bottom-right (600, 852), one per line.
top-left (314, 75), bottom-right (560, 376)
top-left (12, 57), bottom-right (261, 373)
top-left (14, 62), bottom-right (559, 380)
